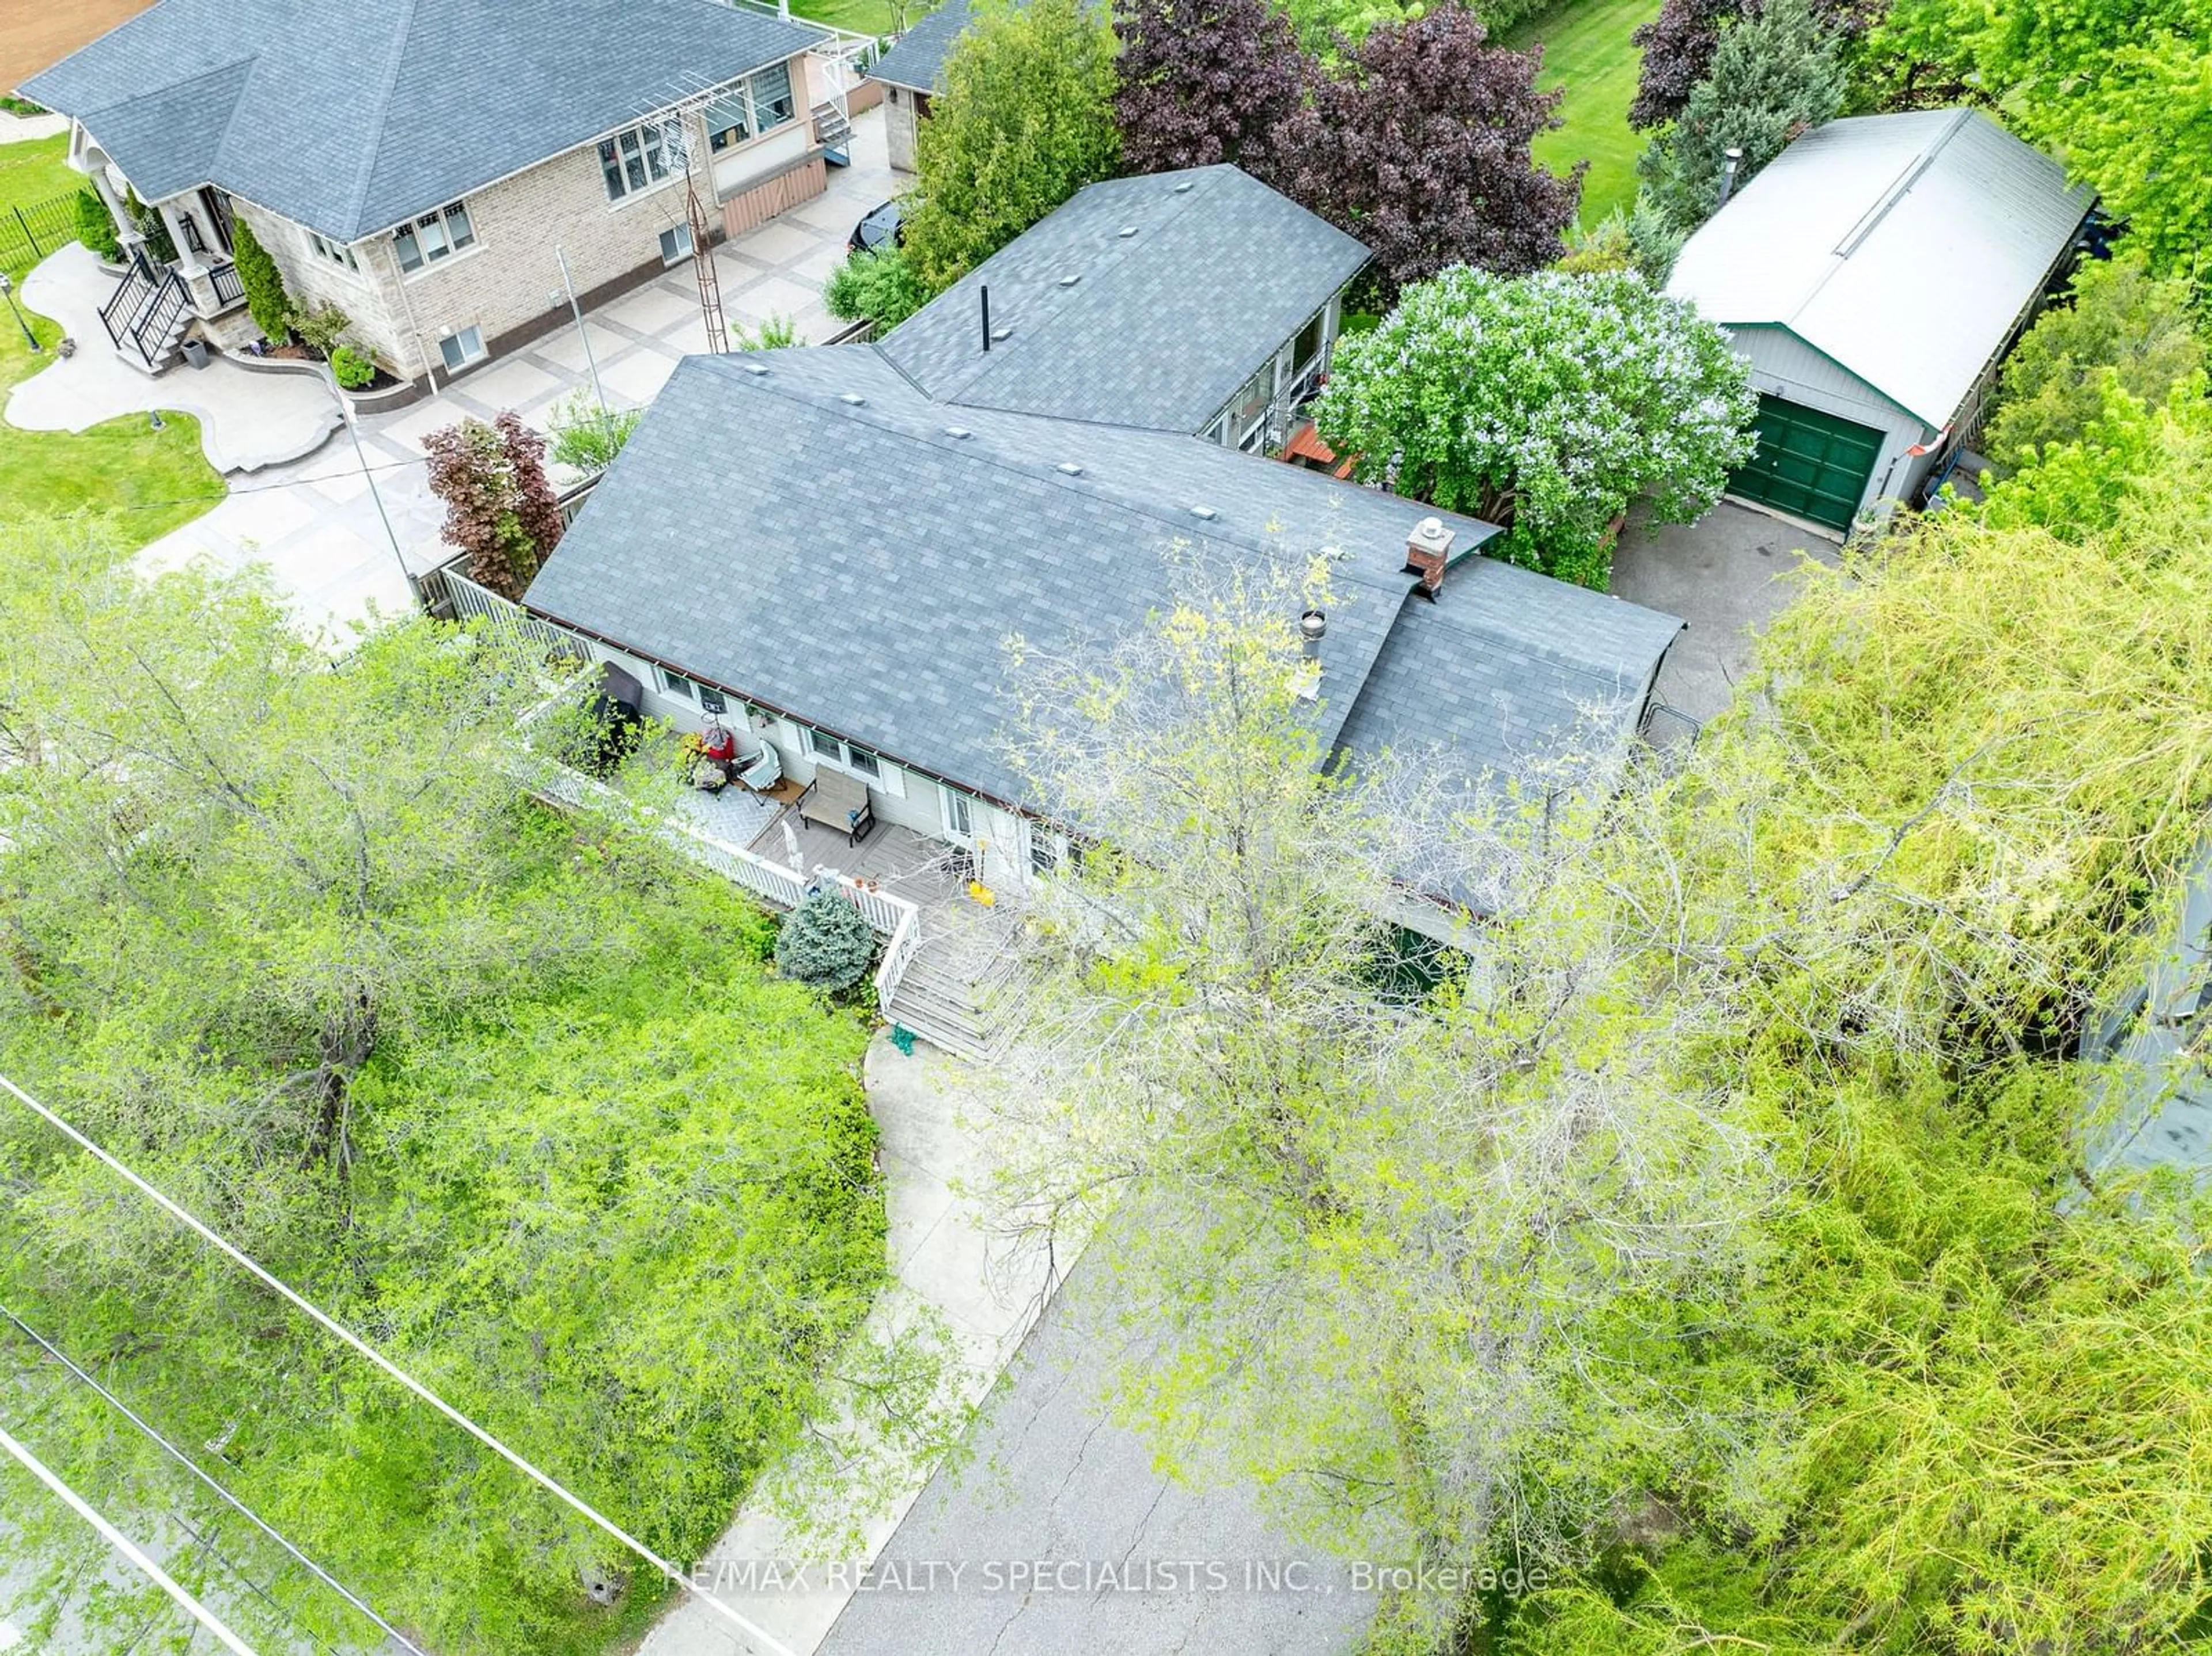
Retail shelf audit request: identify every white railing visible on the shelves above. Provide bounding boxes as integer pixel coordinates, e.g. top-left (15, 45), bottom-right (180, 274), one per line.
top-left (526, 749), bottom-right (927, 1009)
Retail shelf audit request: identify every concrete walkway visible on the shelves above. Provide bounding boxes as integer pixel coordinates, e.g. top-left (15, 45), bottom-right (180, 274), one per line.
top-left (7, 242), bottom-right (342, 472)
top-left (132, 106), bottom-right (899, 635)
top-left (638, 1032), bottom-right (1060, 1656)
top-left (0, 109), bottom-right (70, 143)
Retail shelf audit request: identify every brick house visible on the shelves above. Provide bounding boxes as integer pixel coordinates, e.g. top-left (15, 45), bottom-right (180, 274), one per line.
top-left (21, 0), bottom-right (859, 384)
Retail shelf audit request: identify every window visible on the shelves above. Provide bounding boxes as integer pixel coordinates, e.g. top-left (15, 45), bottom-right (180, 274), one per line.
top-left (846, 748), bottom-right (882, 780)
top-left (658, 666), bottom-right (696, 700)
top-left (1293, 309), bottom-right (1325, 374)
top-left (706, 63), bottom-right (798, 153)
top-left (394, 201), bottom-right (475, 273)
top-left (600, 121), bottom-right (680, 201)
top-left (658, 223), bottom-right (694, 265)
top-left (310, 231), bottom-right (359, 270)
top-left (940, 786), bottom-right (973, 840)
top-left (438, 324), bottom-right (486, 372)
top-left (805, 727), bottom-right (845, 764)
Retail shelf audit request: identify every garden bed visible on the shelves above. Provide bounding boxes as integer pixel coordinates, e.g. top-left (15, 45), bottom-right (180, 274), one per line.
top-left (220, 343), bottom-right (427, 412)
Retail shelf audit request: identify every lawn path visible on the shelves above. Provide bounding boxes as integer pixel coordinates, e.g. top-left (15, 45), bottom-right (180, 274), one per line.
top-left (1505, 0), bottom-right (1664, 227)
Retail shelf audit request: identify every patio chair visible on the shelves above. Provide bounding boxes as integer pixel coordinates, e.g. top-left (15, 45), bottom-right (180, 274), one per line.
top-left (799, 768), bottom-right (875, 846)
top-left (739, 739), bottom-right (783, 791)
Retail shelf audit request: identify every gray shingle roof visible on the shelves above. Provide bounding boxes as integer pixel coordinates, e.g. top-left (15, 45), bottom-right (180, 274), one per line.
top-left (880, 165), bottom-right (1370, 433)
top-left (21, 0), bottom-right (824, 242)
top-left (1666, 109), bottom-right (2094, 427)
top-left (523, 349), bottom-right (1683, 816)
top-left (1334, 560), bottom-right (1685, 790)
top-left (866, 0), bottom-right (977, 92)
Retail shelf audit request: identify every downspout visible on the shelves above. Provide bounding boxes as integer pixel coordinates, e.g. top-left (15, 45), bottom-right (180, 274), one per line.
top-left (374, 232), bottom-right (441, 394)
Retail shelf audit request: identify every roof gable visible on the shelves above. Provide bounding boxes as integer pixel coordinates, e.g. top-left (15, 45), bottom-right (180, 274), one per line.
top-left (1665, 109), bottom-right (2093, 426)
top-left (881, 165), bottom-right (1370, 433)
top-left (24, 0), bottom-right (825, 241)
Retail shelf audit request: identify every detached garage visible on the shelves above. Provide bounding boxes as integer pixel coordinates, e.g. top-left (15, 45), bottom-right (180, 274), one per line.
top-left (1667, 109), bottom-right (2094, 532)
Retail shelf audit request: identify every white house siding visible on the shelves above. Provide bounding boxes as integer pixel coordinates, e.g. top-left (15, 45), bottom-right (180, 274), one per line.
top-left (575, 640), bottom-right (1020, 867)
top-left (1727, 324), bottom-right (1936, 516)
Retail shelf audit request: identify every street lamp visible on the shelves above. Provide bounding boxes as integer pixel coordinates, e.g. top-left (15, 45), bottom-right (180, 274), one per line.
top-left (0, 271), bottom-right (41, 354)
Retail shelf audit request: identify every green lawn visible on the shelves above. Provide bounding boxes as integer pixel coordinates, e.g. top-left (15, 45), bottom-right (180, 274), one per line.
top-left (1505, 0), bottom-right (1663, 228)
top-left (790, 0), bottom-right (905, 39)
top-left (0, 134), bottom-right (224, 550)
top-left (0, 134), bottom-right (83, 277)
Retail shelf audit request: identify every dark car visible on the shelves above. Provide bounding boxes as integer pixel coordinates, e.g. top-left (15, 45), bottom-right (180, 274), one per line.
top-left (848, 199), bottom-right (905, 255)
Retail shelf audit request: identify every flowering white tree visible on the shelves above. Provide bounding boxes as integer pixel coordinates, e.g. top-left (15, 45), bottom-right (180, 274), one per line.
top-left (1315, 267), bottom-right (1758, 588)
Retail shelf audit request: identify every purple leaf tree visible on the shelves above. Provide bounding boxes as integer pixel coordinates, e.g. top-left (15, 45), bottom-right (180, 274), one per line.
top-left (1112, 0), bottom-right (1310, 175)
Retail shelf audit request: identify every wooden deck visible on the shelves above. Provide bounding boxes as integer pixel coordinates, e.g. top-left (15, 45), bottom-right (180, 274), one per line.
top-left (746, 811), bottom-right (965, 907)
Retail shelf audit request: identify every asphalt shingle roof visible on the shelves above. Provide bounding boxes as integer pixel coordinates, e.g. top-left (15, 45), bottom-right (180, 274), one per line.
top-left (880, 165), bottom-right (1371, 433)
top-left (866, 0), bottom-right (976, 92)
top-left (523, 349), bottom-right (1683, 817)
top-left (1666, 109), bottom-right (2094, 427)
top-left (22, 0), bottom-right (824, 242)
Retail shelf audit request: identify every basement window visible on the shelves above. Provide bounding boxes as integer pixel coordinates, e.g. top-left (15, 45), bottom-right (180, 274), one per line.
top-left (659, 223), bottom-right (695, 265)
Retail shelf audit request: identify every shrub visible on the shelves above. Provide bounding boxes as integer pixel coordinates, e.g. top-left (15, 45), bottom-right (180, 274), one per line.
top-left (423, 411), bottom-right (565, 600)
top-left (229, 214), bottom-right (291, 343)
top-left (824, 246), bottom-right (930, 333)
top-left (74, 191), bottom-right (122, 263)
top-left (546, 389), bottom-right (643, 474)
top-left (329, 345), bottom-right (377, 389)
top-left (774, 890), bottom-right (880, 993)
top-left (287, 302), bottom-right (351, 357)
top-left (1315, 267), bottom-right (1758, 587)
top-left (730, 312), bottom-right (801, 350)
top-left (1986, 255), bottom-right (2205, 465)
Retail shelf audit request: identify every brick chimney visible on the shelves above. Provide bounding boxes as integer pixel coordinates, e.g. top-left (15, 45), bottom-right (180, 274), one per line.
top-left (1404, 516), bottom-right (1456, 600)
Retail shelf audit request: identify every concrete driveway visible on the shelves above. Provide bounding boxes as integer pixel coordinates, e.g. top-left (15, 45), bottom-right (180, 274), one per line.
top-left (1609, 499), bottom-right (1842, 724)
top-left (131, 107), bottom-right (899, 638)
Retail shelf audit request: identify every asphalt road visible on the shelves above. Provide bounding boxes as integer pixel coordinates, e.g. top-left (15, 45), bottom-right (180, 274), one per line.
top-left (816, 1260), bottom-right (1378, 1656)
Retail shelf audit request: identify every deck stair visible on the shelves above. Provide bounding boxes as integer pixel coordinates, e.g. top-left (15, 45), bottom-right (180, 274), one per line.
top-left (812, 102), bottom-right (853, 164)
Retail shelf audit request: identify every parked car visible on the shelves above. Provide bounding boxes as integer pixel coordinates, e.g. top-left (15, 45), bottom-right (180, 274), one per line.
top-left (848, 199), bottom-right (904, 255)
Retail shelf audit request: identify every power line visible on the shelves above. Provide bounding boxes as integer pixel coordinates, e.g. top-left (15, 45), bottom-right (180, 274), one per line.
top-left (0, 1303), bottom-right (431, 1656)
top-left (0, 1418), bottom-right (259, 1656)
top-left (0, 1071), bottom-right (797, 1656)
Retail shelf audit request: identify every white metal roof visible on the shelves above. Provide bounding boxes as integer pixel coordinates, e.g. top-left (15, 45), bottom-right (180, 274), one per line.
top-left (1665, 109), bottom-right (2094, 428)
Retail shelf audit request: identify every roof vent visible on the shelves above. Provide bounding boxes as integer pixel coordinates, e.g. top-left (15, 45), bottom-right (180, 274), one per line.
top-left (1056, 462), bottom-right (1084, 475)
top-left (1118, 225), bottom-right (1137, 238)
top-left (944, 425), bottom-right (973, 438)
top-left (1058, 273), bottom-right (1081, 287)
top-left (840, 393), bottom-right (866, 406)
top-left (1190, 505), bottom-right (1217, 520)
top-left (1172, 180), bottom-right (1194, 194)
top-left (740, 362), bottom-right (770, 376)
top-left (990, 325), bottom-right (1013, 342)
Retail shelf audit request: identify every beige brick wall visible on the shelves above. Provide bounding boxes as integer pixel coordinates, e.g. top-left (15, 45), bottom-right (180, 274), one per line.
top-left (235, 48), bottom-right (827, 381)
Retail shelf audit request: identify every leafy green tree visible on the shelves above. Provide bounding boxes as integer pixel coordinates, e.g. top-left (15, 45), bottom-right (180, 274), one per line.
top-left (546, 388), bottom-right (643, 474)
top-left (1865, 0), bottom-right (2212, 279)
top-left (1639, 0), bottom-right (1847, 236)
top-left (824, 245), bottom-right (931, 332)
top-left (0, 543), bottom-right (894, 1655)
top-left (983, 555), bottom-right (1785, 1610)
top-left (1979, 369), bottom-right (2210, 541)
top-left (774, 890), bottom-right (880, 992)
top-left (1986, 255), bottom-right (2205, 464)
top-left (1315, 267), bottom-right (1757, 586)
top-left (902, 0), bottom-right (1120, 291)
top-left (228, 210), bottom-right (291, 342)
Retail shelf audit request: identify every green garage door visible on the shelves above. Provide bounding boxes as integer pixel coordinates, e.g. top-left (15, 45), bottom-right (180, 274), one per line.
top-left (1730, 396), bottom-right (1884, 530)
